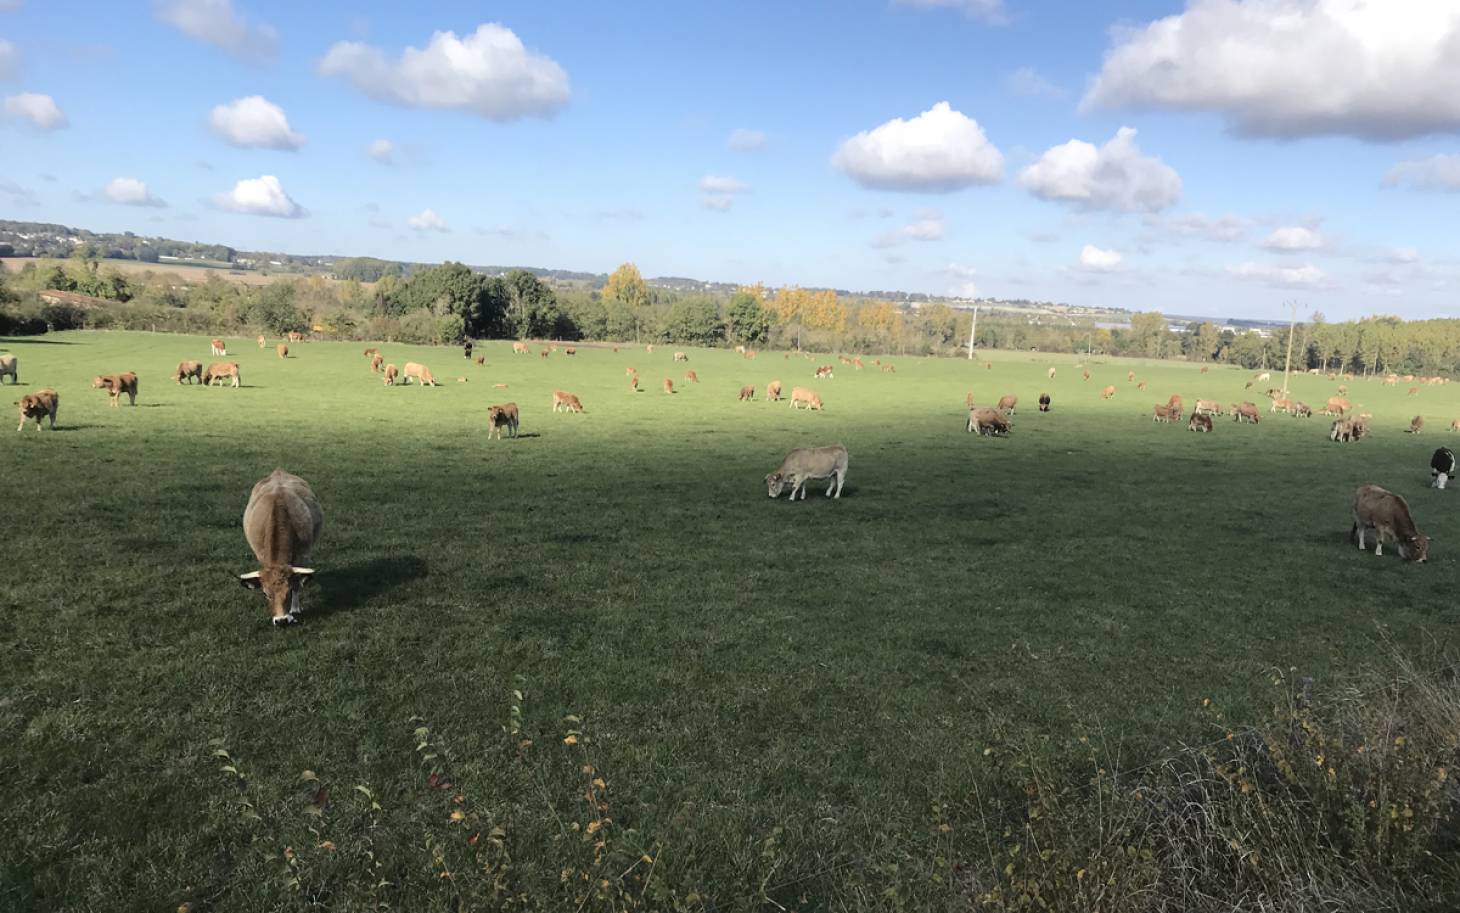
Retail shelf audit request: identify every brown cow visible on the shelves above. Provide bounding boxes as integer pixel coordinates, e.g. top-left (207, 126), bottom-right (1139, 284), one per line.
top-left (370, 354), bottom-right (384, 373)
top-left (663, 377), bottom-right (676, 394)
top-left (967, 407), bottom-right (1011, 436)
top-left (1082, 369), bottom-right (1090, 382)
top-left (1326, 396), bottom-right (1352, 415)
top-left (15, 388), bottom-right (58, 431)
top-left (745, 349), bottom-right (757, 359)
top-left (210, 338), bottom-right (227, 356)
top-left (1136, 380), bottom-right (1148, 391)
top-left (1167, 394), bottom-right (1183, 412)
top-left (174, 360), bottom-right (204, 385)
top-left (239, 469), bottom-right (323, 625)
top-left (1271, 398), bottom-right (1293, 414)
top-left (767, 380), bottom-right (782, 401)
top-left (564, 347), bottom-right (576, 356)
top-left (402, 362), bottom-right (438, 387)
top-left (487, 402), bottom-right (520, 440)
top-left (1233, 402), bottom-right (1260, 424)
top-left (853, 358), bottom-right (864, 370)
top-left (1194, 399), bottom-right (1222, 416)
top-left (1152, 403), bottom-right (1174, 423)
top-left (685, 370), bottom-right (699, 383)
top-left (540, 349), bottom-right (549, 359)
top-left (1351, 484), bottom-right (1427, 562)
top-left (475, 356), bottom-right (485, 365)
top-left (93, 372), bottom-right (138, 407)
top-left (552, 391), bottom-right (584, 413)
top-left (364, 347), bottom-right (379, 357)
top-left (1293, 402), bottom-right (1312, 418)
top-left (629, 374), bottom-right (640, 392)
top-left (277, 343), bottom-right (289, 359)
top-left (815, 365), bottom-right (834, 379)
top-left (1101, 385), bottom-right (1116, 399)
top-left (1410, 415), bottom-right (1425, 434)
top-left (626, 366), bottom-right (638, 377)
top-left (1188, 413), bottom-right (1213, 432)
top-left (880, 363), bottom-right (896, 373)
top-left (256, 335), bottom-right (266, 348)
top-left (1451, 419), bottom-right (1460, 432)
top-left (1409, 386), bottom-right (1420, 396)
top-left (1200, 366), bottom-right (1209, 374)
top-left (513, 341), bottom-right (530, 355)
top-left (738, 384), bottom-right (755, 401)
top-left (0, 353), bottom-right (15, 385)
top-left (789, 386), bottom-right (823, 411)
top-left (382, 364), bottom-right (399, 385)
top-left (996, 394), bottom-right (1018, 413)
top-left (203, 362), bottom-right (241, 387)
top-left (287, 331), bottom-right (304, 343)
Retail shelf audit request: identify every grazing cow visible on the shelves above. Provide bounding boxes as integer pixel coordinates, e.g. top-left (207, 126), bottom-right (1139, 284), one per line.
top-left (277, 344), bottom-right (289, 359)
top-left (1404, 374), bottom-right (1415, 382)
top-left (1351, 484), bottom-right (1427, 562)
top-left (15, 388), bottom-right (58, 431)
top-left (674, 352), bottom-right (688, 362)
top-left (174, 360), bottom-right (204, 385)
top-left (967, 407), bottom-right (1011, 436)
top-left (1234, 402), bottom-right (1260, 424)
top-left (984, 363), bottom-right (993, 370)
top-left (735, 345), bottom-right (746, 354)
top-left (210, 339), bottom-right (227, 356)
top-left (1451, 419), bottom-right (1460, 432)
top-left (767, 380), bottom-right (782, 401)
top-left (1200, 366), bottom-right (1210, 374)
top-left (629, 374), bottom-right (640, 392)
top-left (880, 363), bottom-right (896, 373)
top-left (1384, 374), bottom-right (1398, 386)
top-left (256, 335), bottom-right (266, 348)
top-left (1293, 402), bottom-right (1312, 418)
top-left (513, 341), bottom-right (530, 355)
top-left (0, 353), bottom-right (15, 385)
top-left (815, 365), bottom-right (834, 379)
top-left (371, 354), bottom-right (383, 373)
top-left (382, 364), bottom-right (398, 386)
top-left (1082, 369), bottom-right (1090, 382)
top-left (1167, 394), bottom-right (1183, 412)
top-left (203, 362), bottom-right (241, 387)
top-left (1101, 385), bottom-right (1116, 399)
top-left (1036, 393), bottom-right (1050, 412)
top-left (663, 377), bottom-right (676, 394)
top-left (766, 444), bottom-right (849, 500)
top-left (287, 331), bottom-right (304, 343)
top-left (475, 356), bottom-right (485, 365)
top-left (1271, 398), bottom-right (1294, 414)
top-left (1330, 419), bottom-right (1357, 442)
top-left (1409, 387), bottom-right (1421, 397)
top-left (1153, 403), bottom-right (1174, 423)
top-left (1189, 413), bottom-right (1213, 432)
top-left (1410, 415), bottom-right (1425, 434)
top-left (463, 340), bottom-right (474, 360)
top-left (1326, 396), bottom-right (1352, 415)
top-left (1337, 384), bottom-right (1348, 394)
top-left (965, 391), bottom-right (976, 409)
top-left (1256, 371), bottom-right (1271, 382)
top-left (1137, 380), bottom-right (1148, 391)
top-left (1194, 399), bottom-right (1222, 416)
top-left (738, 384), bottom-right (755, 401)
top-left (996, 394), bottom-right (1018, 413)
top-left (552, 391), bottom-right (585, 413)
top-left (239, 469), bottom-right (323, 625)
top-left (839, 356), bottom-right (851, 366)
top-left (1127, 371), bottom-right (1135, 382)
top-left (565, 347), bottom-right (576, 356)
top-left (93, 372), bottom-right (139, 407)
top-left (853, 358), bottom-right (864, 370)
top-left (540, 349), bottom-right (549, 359)
top-left (626, 366), bottom-right (638, 377)
top-left (745, 349), bottom-right (757, 360)
top-left (1432, 447), bottom-right (1456, 489)
top-left (685, 370), bottom-right (699, 383)
top-left (364, 347), bottom-right (379, 357)
top-left (487, 402), bottom-right (520, 440)
top-left (402, 362), bottom-right (438, 387)
top-left (789, 386), bottom-right (823, 411)
top-left (1047, 367), bottom-right (1056, 379)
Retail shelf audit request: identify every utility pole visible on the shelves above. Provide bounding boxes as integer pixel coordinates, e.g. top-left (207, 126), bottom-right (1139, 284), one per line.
top-left (1281, 299), bottom-right (1299, 398)
top-left (966, 306), bottom-right (978, 360)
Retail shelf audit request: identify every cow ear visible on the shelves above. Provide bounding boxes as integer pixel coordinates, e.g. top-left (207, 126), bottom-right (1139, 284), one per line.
top-left (239, 571), bottom-right (263, 590)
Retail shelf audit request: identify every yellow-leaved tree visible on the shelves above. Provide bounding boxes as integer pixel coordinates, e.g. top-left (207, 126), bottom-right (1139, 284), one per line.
top-left (769, 286), bottom-right (843, 350)
top-left (602, 263), bottom-right (651, 341)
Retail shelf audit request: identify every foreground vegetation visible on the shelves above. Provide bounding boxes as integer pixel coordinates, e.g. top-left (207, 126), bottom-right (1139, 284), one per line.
top-left (2, 331), bottom-right (1459, 911)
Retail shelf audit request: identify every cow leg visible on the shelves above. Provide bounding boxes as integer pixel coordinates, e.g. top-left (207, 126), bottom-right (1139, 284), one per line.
top-left (835, 472), bottom-right (845, 498)
top-left (1356, 525), bottom-right (1366, 551)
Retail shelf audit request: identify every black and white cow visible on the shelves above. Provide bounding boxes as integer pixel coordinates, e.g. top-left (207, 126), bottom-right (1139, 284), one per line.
top-left (1433, 448), bottom-right (1457, 489)
top-left (1038, 393), bottom-right (1051, 413)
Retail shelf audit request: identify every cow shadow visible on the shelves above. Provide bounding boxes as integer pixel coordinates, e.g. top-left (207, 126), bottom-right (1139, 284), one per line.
top-left (313, 554), bottom-right (429, 618)
top-left (48, 424), bottom-right (98, 432)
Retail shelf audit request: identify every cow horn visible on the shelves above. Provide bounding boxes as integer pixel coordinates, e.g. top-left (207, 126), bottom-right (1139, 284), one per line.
top-left (290, 567), bottom-right (316, 576)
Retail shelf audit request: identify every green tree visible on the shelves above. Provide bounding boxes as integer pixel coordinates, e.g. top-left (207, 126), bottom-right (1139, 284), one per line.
top-left (250, 281), bottom-right (307, 335)
top-left (500, 269), bottom-right (560, 338)
top-left (725, 290), bottom-right (769, 345)
top-left (661, 298), bottom-right (724, 345)
top-left (602, 263), bottom-right (650, 341)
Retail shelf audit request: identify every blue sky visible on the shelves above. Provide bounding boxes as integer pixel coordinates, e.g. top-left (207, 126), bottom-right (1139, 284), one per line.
top-left (3, 0), bottom-right (1459, 320)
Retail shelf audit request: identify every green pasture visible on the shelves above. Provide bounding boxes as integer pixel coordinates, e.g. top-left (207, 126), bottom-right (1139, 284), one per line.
top-left (2, 330), bottom-right (1457, 911)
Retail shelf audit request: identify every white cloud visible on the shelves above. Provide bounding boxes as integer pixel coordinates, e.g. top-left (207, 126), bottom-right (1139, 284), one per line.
top-left (1226, 261), bottom-right (1326, 288)
top-left (3, 92), bottom-right (65, 130)
top-left (155, 0), bottom-right (277, 62)
top-left (1261, 225), bottom-right (1323, 252)
top-left (1018, 127), bottom-right (1180, 213)
top-left (832, 101), bottom-right (1003, 192)
top-left (1383, 154), bottom-right (1460, 192)
top-left (893, 0), bottom-right (1006, 24)
top-left (873, 210), bottom-right (946, 248)
top-left (1077, 245), bottom-right (1123, 272)
top-left (211, 175), bottom-right (305, 218)
top-left (101, 177), bottom-right (165, 207)
top-left (366, 138), bottom-right (395, 164)
top-left (944, 262), bottom-right (980, 297)
top-left (1149, 212), bottom-right (1249, 242)
top-left (1083, 0), bottom-right (1460, 140)
top-left (408, 208), bottom-right (449, 232)
top-left (1006, 66), bottom-right (1063, 99)
top-left (699, 174), bottom-right (749, 211)
top-left (208, 96), bottom-right (303, 150)
top-left (0, 39), bottom-right (19, 81)
top-left (728, 128), bottom-right (767, 152)
top-left (319, 24), bottom-right (570, 121)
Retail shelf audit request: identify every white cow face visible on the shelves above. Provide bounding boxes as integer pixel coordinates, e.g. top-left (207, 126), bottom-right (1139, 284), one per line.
top-left (765, 472), bottom-right (788, 498)
top-left (240, 566), bottom-right (316, 625)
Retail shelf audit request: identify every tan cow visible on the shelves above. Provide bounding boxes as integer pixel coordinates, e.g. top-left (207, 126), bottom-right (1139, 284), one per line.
top-left (674, 351), bottom-right (688, 362)
top-left (364, 347), bottom-right (379, 357)
top-left (1137, 380), bottom-right (1148, 391)
top-left (370, 354), bottom-right (384, 373)
top-left (1327, 396), bottom-right (1352, 415)
top-left (402, 362), bottom-right (438, 387)
top-left (1383, 374), bottom-right (1398, 386)
top-left (0, 353), bottom-right (15, 385)
top-left (1101, 385), bottom-right (1116, 399)
top-left (256, 335), bottom-right (266, 348)
top-left (1233, 402), bottom-right (1260, 424)
top-left (735, 345), bottom-right (746, 354)
top-left (853, 358), bottom-right (864, 370)
top-left (1451, 419), bottom-right (1460, 432)
top-left (1194, 399), bottom-right (1222, 416)
top-left (1082, 369), bottom-right (1090, 382)
top-left (965, 390), bottom-right (976, 408)
top-left (628, 374), bottom-right (639, 392)
top-left (239, 469), bottom-right (323, 625)
top-left (513, 341), bottom-right (530, 355)
top-left (815, 365), bottom-right (834, 379)
top-left (203, 362), bottom-right (241, 387)
top-left (1167, 394), bottom-right (1183, 413)
top-left (1048, 367), bottom-right (1056, 379)
top-left (789, 386), bottom-right (823, 411)
top-left (1351, 484), bottom-right (1427, 562)
top-left (93, 372), bottom-right (138, 407)
top-left (174, 360), bottom-right (204, 384)
top-left (1188, 413), bottom-right (1213, 432)
top-left (967, 407), bottom-right (1010, 436)
top-left (487, 402), bottom-right (520, 440)
top-left (646, 344), bottom-right (654, 354)
top-left (540, 349), bottom-right (549, 359)
top-left (565, 346), bottom-right (577, 356)
top-left (552, 390), bottom-right (584, 413)
top-left (738, 384), bottom-right (755, 401)
top-left (767, 380), bottom-right (782, 401)
top-left (765, 444), bottom-right (848, 500)
top-left (1410, 415), bottom-right (1425, 434)
top-left (685, 370), bottom-right (699, 383)
top-left (996, 394), bottom-right (1018, 413)
top-left (210, 338), bottom-right (227, 356)
top-left (277, 344), bottom-right (289, 359)
top-left (1152, 403), bottom-right (1174, 423)
top-left (382, 364), bottom-right (399, 385)
top-left (626, 366), bottom-right (638, 378)
top-left (15, 388), bottom-right (58, 431)
top-left (662, 377), bottom-right (676, 394)
top-left (1409, 386), bottom-right (1421, 396)
top-left (1271, 398), bottom-right (1294, 414)
top-left (1127, 370), bottom-right (1135, 382)
top-left (1293, 402), bottom-right (1313, 418)
top-left (880, 363), bottom-right (896, 373)
top-left (287, 331), bottom-right (304, 343)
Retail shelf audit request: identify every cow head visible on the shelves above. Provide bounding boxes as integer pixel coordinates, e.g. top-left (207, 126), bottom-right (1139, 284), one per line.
top-left (1400, 535), bottom-right (1430, 563)
top-left (239, 566), bottom-right (316, 625)
top-left (765, 472), bottom-right (788, 498)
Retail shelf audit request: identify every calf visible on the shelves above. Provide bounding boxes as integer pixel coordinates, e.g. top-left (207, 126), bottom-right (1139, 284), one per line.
top-left (210, 338), bottom-right (227, 356)
top-left (1137, 380), bottom-right (1148, 391)
top-left (674, 351), bottom-right (688, 362)
top-left (767, 380), bottom-right (782, 401)
top-left (92, 372), bottom-right (138, 407)
top-left (967, 407), bottom-right (1010, 436)
top-left (663, 377), bottom-right (676, 394)
top-left (402, 362), bottom-right (438, 387)
top-left (880, 363), bottom-right (895, 373)
top-left (379, 363), bottom-right (399, 385)
top-left (256, 335), bottom-right (266, 348)
top-left (487, 402), bottom-right (520, 440)
top-left (1351, 484), bottom-right (1427, 562)
top-left (1038, 393), bottom-right (1051, 412)
top-left (738, 384), bottom-right (755, 401)
top-left (371, 354), bottom-right (384, 373)
top-left (513, 341), bottom-right (530, 354)
top-left (1101, 385), bottom-right (1116, 399)
top-left (853, 357), bottom-right (864, 370)
top-left (1410, 415), bottom-right (1425, 434)
top-left (789, 386), bottom-right (823, 411)
top-left (203, 362), bottom-right (241, 387)
top-left (1293, 402), bottom-right (1312, 418)
top-left (1127, 371), bottom-right (1135, 382)
top-left (1168, 394), bottom-right (1183, 412)
top-left (15, 388), bottom-right (58, 431)
top-left (277, 343), bottom-right (289, 359)
top-left (564, 347), bottom-right (576, 356)
top-left (1047, 367), bottom-right (1056, 379)
top-left (239, 469), bottom-right (323, 625)
top-left (1271, 398), bottom-right (1294, 414)
top-left (996, 394), bottom-right (1018, 413)
top-left (1432, 447), bottom-right (1456, 489)
top-left (552, 390), bottom-right (585, 413)
top-left (766, 444), bottom-right (848, 500)
top-left (0, 353), bottom-right (15, 384)
top-left (1188, 412), bottom-right (1213, 432)
top-left (1153, 403), bottom-right (1174, 423)
top-left (287, 331), bottom-right (304, 343)
top-left (815, 365), bottom-right (834, 379)
top-left (685, 370), bottom-right (699, 383)
top-left (174, 360), bottom-right (204, 384)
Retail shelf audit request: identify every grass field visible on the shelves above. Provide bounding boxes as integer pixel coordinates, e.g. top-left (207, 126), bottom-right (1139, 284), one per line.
top-left (2, 330), bottom-right (1458, 911)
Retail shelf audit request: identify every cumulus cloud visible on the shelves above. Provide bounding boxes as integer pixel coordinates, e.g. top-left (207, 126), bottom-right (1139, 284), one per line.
top-left (211, 175), bottom-right (305, 218)
top-left (155, 0), bottom-right (277, 62)
top-left (699, 174), bottom-right (749, 211)
top-left (944, 262), bottom-right (980, 297)
top-left (1261, 225), bottom-right (1323, 252)
top-left (1226, 261), bottom-right (1326, 288)
top-left (408, 208), bottom-right (449, 232)
top-left (0, 39), bottom-right (19, 81)
top-left (3, 92), bottom-right (65, 130)
top-left (872, 210), bottom-right (946, 248)
top-left (833, 101), bottom-right (1003, 192)
top-left (366, 138), bottom-right (395, 164)
top-left (208, 96), bottom-right (303, 150)
top-left (101, 176), bottom-right (165, 207)
top-left (319, 24), bottom-right (570, 121)
top-left (1018, 127), bottom-right (1180, 213)
top-left (728, 127), bottom-right (767, 152)
top-left (1006, 66), bottom-right (1063, 99)
top-left (1383, 154), bottom-right (1460, 192)
top-left (1077, 245), bottom-right (1123, 272)
top-left (1084, 0), bottom-right (1460, 140)
top-left (893, 0), bottom-right (1006, 24)
top-left (1147, 211), bottom-right (1249, 242)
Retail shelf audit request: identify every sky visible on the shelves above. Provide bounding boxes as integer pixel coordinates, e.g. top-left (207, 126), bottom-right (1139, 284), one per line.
top-left (3, 0), bottom-right (1460, 321)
